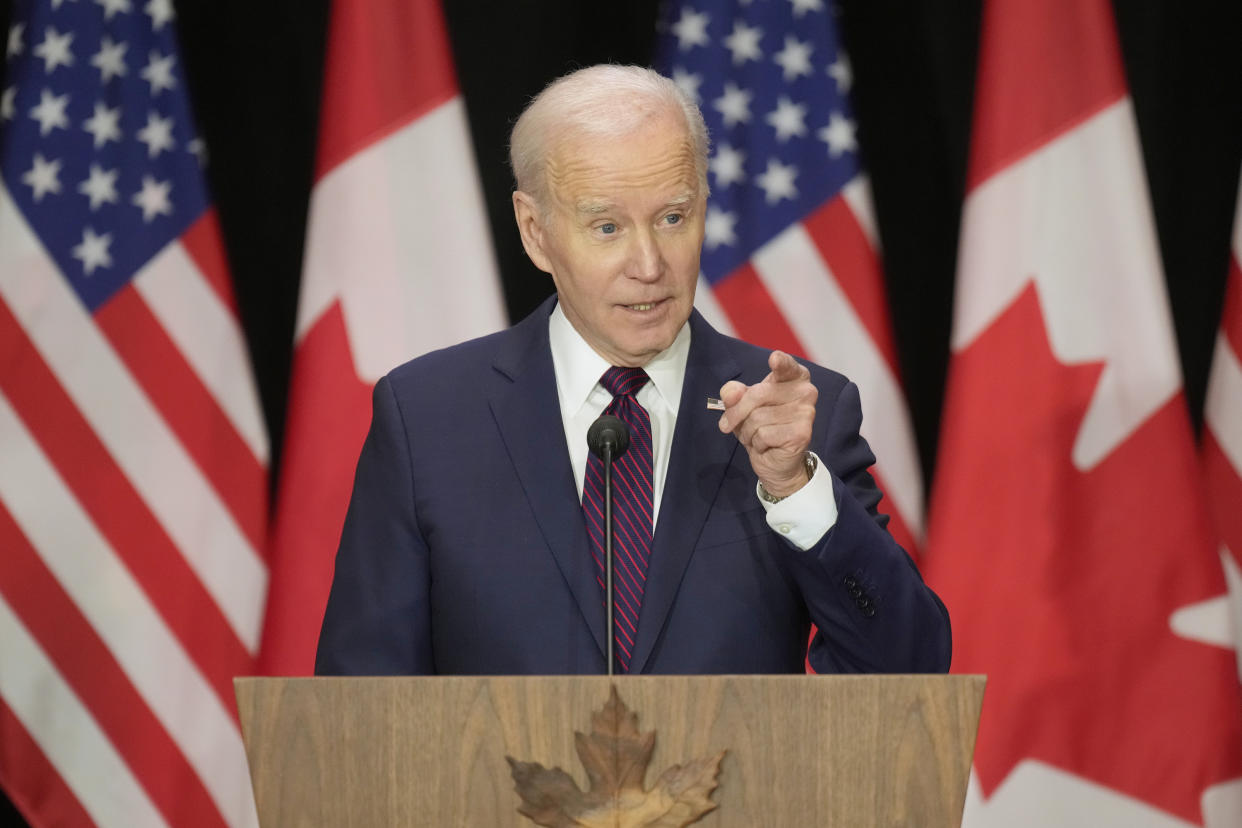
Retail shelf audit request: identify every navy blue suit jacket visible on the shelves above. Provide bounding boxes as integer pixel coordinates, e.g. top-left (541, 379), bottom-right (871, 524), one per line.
top-left (315, 298), bottom-right (950, 675)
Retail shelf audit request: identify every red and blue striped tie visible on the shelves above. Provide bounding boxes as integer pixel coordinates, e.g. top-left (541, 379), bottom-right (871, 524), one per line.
top-left (583, 366), bottom-right (654, 673)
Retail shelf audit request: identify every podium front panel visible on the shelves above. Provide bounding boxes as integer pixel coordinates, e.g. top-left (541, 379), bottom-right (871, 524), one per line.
top-left (235, 674), bottom-right (983, 827)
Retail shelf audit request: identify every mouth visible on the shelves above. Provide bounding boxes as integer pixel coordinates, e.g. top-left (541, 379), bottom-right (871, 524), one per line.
top-left (620, 298), bottom-right (668, 313)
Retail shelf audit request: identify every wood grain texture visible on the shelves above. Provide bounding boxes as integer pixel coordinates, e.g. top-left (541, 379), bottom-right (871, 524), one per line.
top-left (235, 675), bottom-right (984, 827)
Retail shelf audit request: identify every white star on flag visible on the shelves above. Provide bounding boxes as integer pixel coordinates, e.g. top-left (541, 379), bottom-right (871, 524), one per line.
top-left (145, 0), bottom-right (175, 30)
top-left (136, 110), bottom-right (175, 157)
top-left (713, 81), bottom-right (752, 127)
top-left (755, 157), bottom-right (798, 203)
top-left (91, 36), bottom-right (128, 82)
top-left (788, 0), bottom-right (824, 17)
top-left (1, 87), bottom-right (15, 121)
top-left (827, 53), bottom-right (851, 93)
top-left (29, 88), bottom-right (70, 136)
top-left (671, 7), bottom-right (711, 50)
top-left (78, 163), bottom-right (119, 210)
top-left (94, 0), bottom-right (132, 21)
top-left (131, 174), bottom-right (173, 221)
top-left (671, 67), bottom-right (703, 102)
top-left (765, 95), bottom-right (807, 141)
top-left (818, 111), bottom-right (857, 157)
top-left (704, 206), bottom-right (738, 249)
top-left (709, 143), bottom-right (746, 187)
top-left (22, 152), bottom-right (62, 200)
top-left (83, 101), bottom-right (122, 147)
top-left (7, 22), bottom-right (24, 58)
top-left (70, 226), bottom-right (113, 274)
top-left (724, 21), bottom-right (763, 65)
top-left (773, 35), bottom-right (814, 81)
top-left (140, 50), bottom-right (176, 96)
top-left (187, 136), bottom-right (207, 165)
top-left (33, 26), bottom-right (75, 73)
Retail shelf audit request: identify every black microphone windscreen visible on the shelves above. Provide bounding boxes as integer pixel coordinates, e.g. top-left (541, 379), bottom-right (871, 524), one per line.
top-left (587, 414), bottom-right (631, 460)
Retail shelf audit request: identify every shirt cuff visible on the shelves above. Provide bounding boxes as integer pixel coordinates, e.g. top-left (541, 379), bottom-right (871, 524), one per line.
top-left (755, 452), bottom-right (838, 550)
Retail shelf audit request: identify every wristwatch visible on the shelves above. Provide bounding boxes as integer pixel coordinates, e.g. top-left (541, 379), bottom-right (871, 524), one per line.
top-left (758, 453), bottom-right (818, 504)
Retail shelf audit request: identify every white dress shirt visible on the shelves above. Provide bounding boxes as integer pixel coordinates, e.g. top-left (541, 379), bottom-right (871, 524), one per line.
top-left (548, 304), bottom-right (837, 549)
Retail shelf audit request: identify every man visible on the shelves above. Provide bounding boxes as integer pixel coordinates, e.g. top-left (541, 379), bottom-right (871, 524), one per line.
top-left (315, 65), bottom-right (950, 676)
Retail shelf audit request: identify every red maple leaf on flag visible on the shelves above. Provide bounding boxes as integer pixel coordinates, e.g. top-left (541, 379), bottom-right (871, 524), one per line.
top-left (929, 284), bottom-right (1242, 824)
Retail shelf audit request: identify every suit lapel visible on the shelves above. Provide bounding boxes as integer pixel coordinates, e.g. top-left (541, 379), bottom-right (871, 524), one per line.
top-left (488, 299), bottom-right (608, 661)
top-left (629, 312), bottom-right (742, 674)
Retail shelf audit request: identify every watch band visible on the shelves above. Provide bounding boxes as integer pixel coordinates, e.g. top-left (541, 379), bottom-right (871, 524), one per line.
top-left (758, 452), bottom-right (818, 504)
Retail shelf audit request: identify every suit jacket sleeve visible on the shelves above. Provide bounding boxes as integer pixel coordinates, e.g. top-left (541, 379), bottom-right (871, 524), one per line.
top-left (789, 380), bottom-right (951, 674)
top-left (316, 375), bottom-right (433, 675)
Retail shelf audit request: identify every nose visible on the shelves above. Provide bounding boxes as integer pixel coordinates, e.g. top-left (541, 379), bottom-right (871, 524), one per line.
top-left (628, 229), bottom-right (664, 282)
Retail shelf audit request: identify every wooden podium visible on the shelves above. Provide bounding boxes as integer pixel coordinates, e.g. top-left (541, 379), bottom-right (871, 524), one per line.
top-left (235, 675), bottom-right (984, 827)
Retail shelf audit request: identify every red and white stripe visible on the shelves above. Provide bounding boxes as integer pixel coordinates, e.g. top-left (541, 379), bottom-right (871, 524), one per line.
top-left (259, 0), bottom-right (506, 674)
top-left (696, 175), bottom-right (924, 557)
top-left (0, 186), bottom-right (268, 823)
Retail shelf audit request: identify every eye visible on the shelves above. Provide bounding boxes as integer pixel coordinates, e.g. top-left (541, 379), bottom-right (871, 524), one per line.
top-left (663, 213), bottom-right (683, 226)
top-left (598, 222), bottom-right (618, 235)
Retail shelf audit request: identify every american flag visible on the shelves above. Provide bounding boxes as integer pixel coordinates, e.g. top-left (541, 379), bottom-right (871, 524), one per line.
top-left (0, 1), bottom-right (267, 826)
top-left (653, 0), bottom-right (923, 557)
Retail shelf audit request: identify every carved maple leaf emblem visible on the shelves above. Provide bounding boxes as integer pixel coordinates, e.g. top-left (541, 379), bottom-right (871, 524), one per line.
top-left (507, 686), bottom-right (726, 828)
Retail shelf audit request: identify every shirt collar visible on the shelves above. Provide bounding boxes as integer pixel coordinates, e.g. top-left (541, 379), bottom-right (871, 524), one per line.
top-left (548, 301), bottom-right (690, 418)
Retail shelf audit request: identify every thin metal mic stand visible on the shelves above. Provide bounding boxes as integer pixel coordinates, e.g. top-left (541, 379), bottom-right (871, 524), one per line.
top-left (603, 443), bottom-right (615, 677)
top-left (587, 413), bottom-right (630, 677)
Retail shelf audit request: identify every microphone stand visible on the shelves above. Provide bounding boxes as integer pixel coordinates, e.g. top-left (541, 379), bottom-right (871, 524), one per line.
top-left (603, 443), bottom-right (615, 677)
top-left (587, 413), bottom-right (629, 677)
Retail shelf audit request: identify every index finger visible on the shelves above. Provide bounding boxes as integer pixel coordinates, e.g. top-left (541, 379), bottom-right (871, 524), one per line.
top-left (768, 350), bottom-right (809, 383)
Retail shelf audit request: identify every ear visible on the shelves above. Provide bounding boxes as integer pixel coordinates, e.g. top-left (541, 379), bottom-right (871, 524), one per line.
top-left (512, 190), bottom-right (554, 275)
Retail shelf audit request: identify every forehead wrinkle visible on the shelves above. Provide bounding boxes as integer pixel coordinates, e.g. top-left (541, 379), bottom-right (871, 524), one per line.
top-left (576, 200), bottom-right (612, 214)
top-left (572, 190), bottom-right (695, 214)
top-left (546, 138), bottom-right (700, 210)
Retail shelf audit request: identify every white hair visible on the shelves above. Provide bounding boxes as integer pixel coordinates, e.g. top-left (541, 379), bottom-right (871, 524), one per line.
top-left (509, 64), bottom-right (710, 208)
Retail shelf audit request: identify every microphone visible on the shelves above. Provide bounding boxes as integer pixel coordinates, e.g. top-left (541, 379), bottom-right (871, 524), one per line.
top-left (587, 414), bottom-right (631, 676)
top-left (587, 414), bottom-right (630, 461)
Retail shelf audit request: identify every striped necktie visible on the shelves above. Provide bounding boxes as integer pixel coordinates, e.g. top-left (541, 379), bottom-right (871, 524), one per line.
top-left (582, 366), bottom-right (654, 673)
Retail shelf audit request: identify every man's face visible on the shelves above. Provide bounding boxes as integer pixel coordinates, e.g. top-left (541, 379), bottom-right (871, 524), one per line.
top-left (513, 112), bottom-right (706, 367)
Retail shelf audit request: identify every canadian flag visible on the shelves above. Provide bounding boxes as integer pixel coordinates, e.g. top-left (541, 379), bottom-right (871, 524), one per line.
top-left (1204, 179), bottom-right (1242, 680)
top-left (258, 0), bottom-right (506, 674)
top-left (922, 0), bottom-right (1242, 825)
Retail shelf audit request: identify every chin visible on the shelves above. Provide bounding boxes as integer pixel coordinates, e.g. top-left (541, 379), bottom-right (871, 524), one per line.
top-left (626, 333), bottom-right (677, 362)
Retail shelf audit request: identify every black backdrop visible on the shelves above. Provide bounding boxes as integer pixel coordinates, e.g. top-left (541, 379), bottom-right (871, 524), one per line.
top-left (1, 1), bottom-right (1241, 823)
